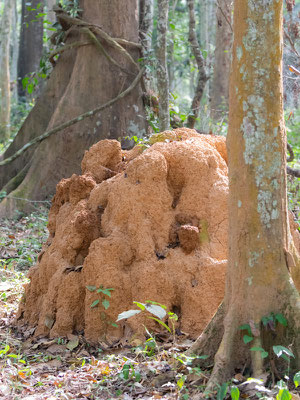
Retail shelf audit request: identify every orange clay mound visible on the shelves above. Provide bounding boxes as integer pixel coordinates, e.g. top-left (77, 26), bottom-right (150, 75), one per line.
top-left (17, 128), bottom-right (229, 343)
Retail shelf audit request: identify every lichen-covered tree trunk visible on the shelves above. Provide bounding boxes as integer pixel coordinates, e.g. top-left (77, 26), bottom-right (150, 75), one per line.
top-left (211, 0), bottom-right (232, 120)
top-left (139, 0), bottom-right (153, 92)
top-left (156, 0), bottom-right (169, 131)
top-left (0, 0), bottom-right (146, 217)
top-left (0, 0), bottom-right (13, 142)
top-left (18, 0), bottom-right (44, 97)
top-left (189, 0), bottom-right (300, 393)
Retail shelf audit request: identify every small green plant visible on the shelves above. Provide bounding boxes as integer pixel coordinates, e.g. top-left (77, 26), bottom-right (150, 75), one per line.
top-left (86, 285), bottom-right (117, 328)
top-left (117, 300), bottom-right (178, 340)
top-left (239, 312), bottom-right (290, 360)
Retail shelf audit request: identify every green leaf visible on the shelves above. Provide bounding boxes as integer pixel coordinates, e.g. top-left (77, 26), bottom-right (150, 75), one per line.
top-left (102, 299), bottom-right (110, 310)
top-left (250, 347), bottom-right (265, 352)
top-left (90, 299), bottom-right (100, 308)
top-left (116, 309), bottom-right (141, 321)
top-left (230, 385), bottom-right (240, 400)
top-left (135, 371), bottom-right (141, 382)
top-left (133, 301), bottom-right (146, 311)
top-left (261, 351), bottom-right (269, 359)
top-left (148, 316), bottom-right (171, 333)
top-left (110, 322), bottom-right (118, 328)
top-left (97, 288), bottom-right (114, 297)
top-left (250, 347), bottom-right (269, 358)
top-left (86, 285), bottom-right (97, 292)
top-left (294, 371), bottom-right (300, 388)
top-left (239, 324), bottom-right (251, 335)
top-left (275, 313), bottom-right (287, 327)
top-left (122, 364), bottom-right (130, 380)
top-left (243, 335), bottom-right (253, 344)
top-left (273, 345), bottom-right (294, 359)
top-left (276, 389), bottom-right (292, 400)
top-left (177, 375), bottom-right (185, 390)
top-left (217, 383), bottom-right (228, 400)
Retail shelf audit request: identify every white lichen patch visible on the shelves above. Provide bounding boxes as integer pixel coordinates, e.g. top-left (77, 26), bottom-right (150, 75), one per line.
top-left (237, 46), bottom-right (243, 62)
top-left (238, 200), bottom-right (242, 208)
top-left (246, 276), bottom-right (253, 285)
top-left (249, 250), bottom-right (263, 268)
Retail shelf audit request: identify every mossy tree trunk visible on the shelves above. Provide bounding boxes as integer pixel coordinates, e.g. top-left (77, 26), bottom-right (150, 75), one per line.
top-left (0, 0), bottom-right (146, 217)
top-left (189, 0), bottom-right (300, 394)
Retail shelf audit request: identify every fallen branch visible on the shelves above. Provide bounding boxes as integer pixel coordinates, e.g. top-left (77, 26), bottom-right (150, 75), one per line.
top-left (0, 68), bottom-right (144, 166)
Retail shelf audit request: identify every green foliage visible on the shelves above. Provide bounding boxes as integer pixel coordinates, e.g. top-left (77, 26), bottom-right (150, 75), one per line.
top-left (217, 382), bottom-right (228, 400)
top-left (294, 371), bottom-right (300, 388)
top-left (86, 285), bottom-right (117, 328)
top-left (230, 385), bottom-right (240, 400)
top-left (117, 301), bottom-right (178, 339)
top-left (58, 0), bottom-right (82, 17)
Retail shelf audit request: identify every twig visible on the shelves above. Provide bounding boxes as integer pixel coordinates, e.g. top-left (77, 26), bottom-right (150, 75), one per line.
top-left (284, 27), bottom-right (300, 59)
top-left (0, 68), bottom-right (144, 166)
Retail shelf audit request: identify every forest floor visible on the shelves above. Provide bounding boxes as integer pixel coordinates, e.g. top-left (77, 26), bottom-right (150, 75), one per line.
top-left (0, 210), bottom-right (299, 400)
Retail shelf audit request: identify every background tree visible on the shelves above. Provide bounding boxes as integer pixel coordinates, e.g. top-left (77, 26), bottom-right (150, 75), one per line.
top-left (0, 0), bottom-right (13, 142)
top-left (211, 0), bottom-right (232, 120)
top-left (0, 0), bottom-right (146, 217)
top-left (18, 0), bottom-right (44, 97)
top-left (188, 0), bottom-right (300, 393)
top-left (156, 0), bottom-right (169, 131)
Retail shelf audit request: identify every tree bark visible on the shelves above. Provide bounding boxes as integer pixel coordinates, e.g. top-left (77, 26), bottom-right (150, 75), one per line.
top-left (187, 0), bottom-right (208, 129)
top-left (0, 0), bottom-right (13, 142)
top-left (191, 0), bottom-right (300, 394)
top-left (139, 0), bottom-right (153, 92)
top-left (17, 0), bottom-right (44, 97)
top-left (211, 0), bottom-right (233, 120)
top-left (0, 0), bottom-right (146, 217)
top-left (156, 0), bottom-right (169, 131)
top-left (10, 0), bottom-right (19, 103)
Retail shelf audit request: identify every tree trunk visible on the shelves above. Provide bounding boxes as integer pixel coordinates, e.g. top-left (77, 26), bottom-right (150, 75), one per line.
top-left (187, 0), bottom-right (208, 129)
top-left (190, 0), bottom-right (300, 393)
top-left (17, 0), bottom-right (44, 97)
top-left (10, 0), bottom-right (19, 103)
top-left (211, 0), bottom-right (232, 120)
top-left (0, 0), bottom-right (13, 142)
top-left (139, 0), bottom-right (153, 93)
top-left (0, 0), bottom-right (146, 217)
top-left (156, 0), bottom-right (169, 131)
